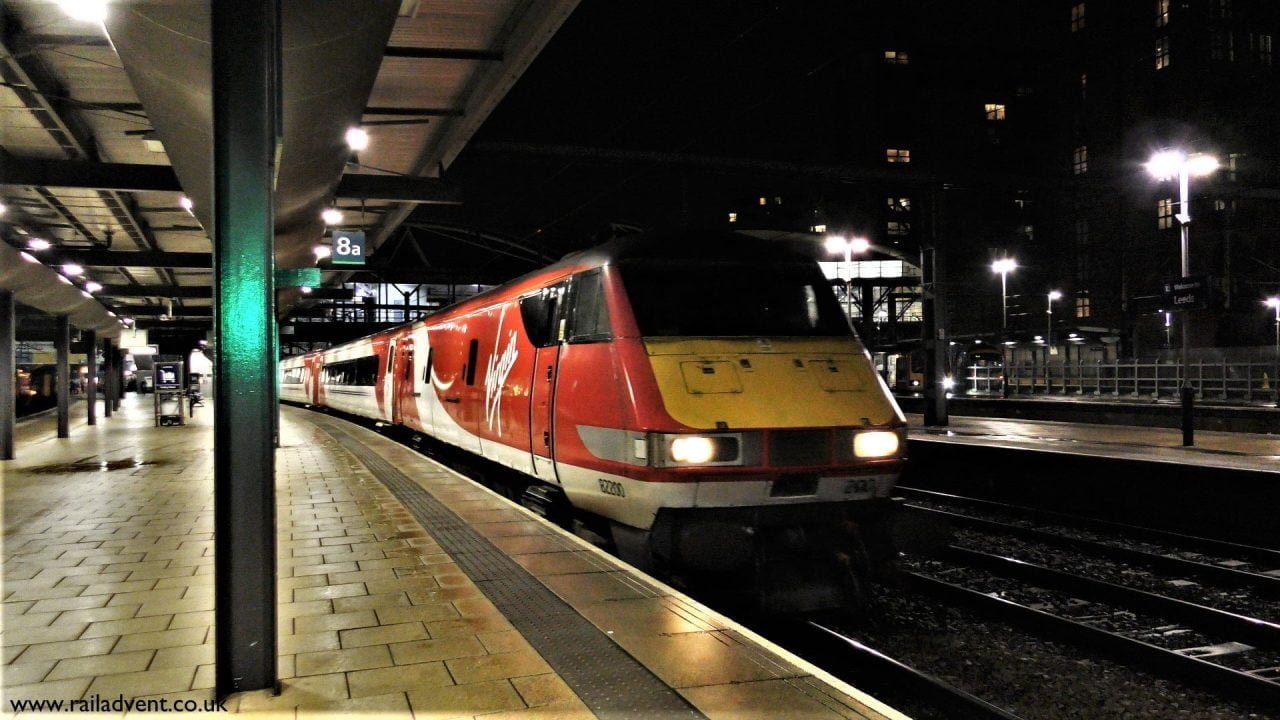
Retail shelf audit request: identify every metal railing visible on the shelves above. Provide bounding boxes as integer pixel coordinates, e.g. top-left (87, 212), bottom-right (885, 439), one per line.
top-left (967, 358), bottom-right (1280, 403)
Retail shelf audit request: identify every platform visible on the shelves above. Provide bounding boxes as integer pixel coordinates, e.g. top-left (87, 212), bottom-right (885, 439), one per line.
top-left (906, 413), bottom-right (1280, 474)
top-left (2, 397), bottom-right (903, 719)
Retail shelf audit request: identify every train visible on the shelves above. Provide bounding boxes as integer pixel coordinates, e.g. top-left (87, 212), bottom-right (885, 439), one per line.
top-left (280, 230), bottom-right (907, 613)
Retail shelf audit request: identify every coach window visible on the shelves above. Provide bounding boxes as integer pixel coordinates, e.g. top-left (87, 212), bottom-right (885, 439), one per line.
top-left (519, 283), bottom-right (566, 347)
top-left (565, 269), bottom-right (612, 343)
top-left (354, 356), bottom-right (379, 385)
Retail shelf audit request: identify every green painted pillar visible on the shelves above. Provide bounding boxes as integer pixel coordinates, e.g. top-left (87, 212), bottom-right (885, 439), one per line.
top-left (212, 0), bottom-right (280, 698)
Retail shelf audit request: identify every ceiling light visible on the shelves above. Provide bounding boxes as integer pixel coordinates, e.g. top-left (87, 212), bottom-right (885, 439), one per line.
top-left (144, 139), bottom-right (165, 153)
top-left (321, 208), bottom-right (343, 225)
top-left (20, 251), bottom-right (40, 264)
top-left (81, 290), bottom-right (93, 298)
top-left (179, 195), bottom-right (194, 211)
top-left (345, 127), bottom-right (369, 151)
top-left (59, 275), bottom-right (73, 285)
top-left (62, 263), bottom-right (84, 276)
top-left (85, 281), bottom-right (103, 293)
top-left (57, 0), bottom-right (107, 23)
top-left (313, 245), bottom-right (332, 259)
top-left (300, 286), bottom-right (313, 294)
top-left (27, 238), bottom-right (52, 251)
top-left (0, 201), bottom-right (6, 215)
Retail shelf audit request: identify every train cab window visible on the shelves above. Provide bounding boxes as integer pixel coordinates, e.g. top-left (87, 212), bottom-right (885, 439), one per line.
top-left (565, 269), bottom-right (612, 343)
top-left (465, 339), bottom-right (479, 386)
top-left (519, 283), bottom-right (566, 347)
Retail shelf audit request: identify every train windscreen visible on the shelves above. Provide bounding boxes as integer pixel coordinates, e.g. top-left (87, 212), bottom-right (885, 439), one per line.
top-left (618, 260), bottom-right (850, 337)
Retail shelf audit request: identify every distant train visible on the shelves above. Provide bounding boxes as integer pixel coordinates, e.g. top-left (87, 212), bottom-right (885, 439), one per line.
top-left (15, 365), bottom-right (57, 417)
top-left (281, 231), bottom-right (907, 612)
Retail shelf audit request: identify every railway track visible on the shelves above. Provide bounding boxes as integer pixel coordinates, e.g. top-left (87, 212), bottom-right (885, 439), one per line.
top-left (800, 621), bottom-right (1026, 720)
top-left (897, 487), bottom-right (1280, 707)
top-left (898, 486), bottom-right (1280, 598)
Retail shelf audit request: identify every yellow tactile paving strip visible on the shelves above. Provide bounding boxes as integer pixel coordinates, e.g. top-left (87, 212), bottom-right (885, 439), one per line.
top-left (3, 398), bottom-right (905, 719)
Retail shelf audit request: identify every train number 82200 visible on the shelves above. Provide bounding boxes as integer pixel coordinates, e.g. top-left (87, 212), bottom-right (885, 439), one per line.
top-left (598, 478), bottom-right (627, 497)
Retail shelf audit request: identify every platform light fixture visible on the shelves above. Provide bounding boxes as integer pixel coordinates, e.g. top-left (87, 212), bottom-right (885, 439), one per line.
top-left (179, 195), bottom-right (194, 212)
top-left (321, 208), bottom-right (343, 225)
top-left (27, 238), bottom-right (52, 251)
top-left (62, 263), bottom-right (84, 276)
top-left (0, 201), bottom-right (6, 215)
top-left (990, 257), bottom-right (1017, 330)
top-left (1046, 289), bottom-right (1062, 351)
top-left (312, 244), bottom-right (332, 260)
top-left (300, 286), bottom-right (313, 294)
top-left (56, 0), bottom-right (107, 23)
top-left (345, 127), bottom-right (370, 152)
top-left (20, 251), bottom-right (39, 264)
top-left (824, 234), bottom-right (871, 318)
top-left (1146, 148), bottom-right (1219, 446)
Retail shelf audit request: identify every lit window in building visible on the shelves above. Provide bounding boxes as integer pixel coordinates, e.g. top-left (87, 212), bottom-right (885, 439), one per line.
top-left (728, 212), bottom-right (738, 223)
top-left (985, 103), bottom-right (1006, 120)
top-left (811, 224), bottom-right (827, 233)
top-left (1075, 296), bottom-right (1091, 318)
top-left (1070, 3), bottom-right (1086, 32)
top-left (1156, 0), bottom-right (1169, 27)
top-left (886, 148), bottom-right (911, 163)
top-left (1072, 145), bottom-right (1088, 175)
top-left (886, 197), bottom-right (912, 212)
top-left (884, 50), bottom-right (909, 65)
top-left (1214, 199), bottom-right (1227, 211)
top-left (887, 221), bottom-right (910, 236)
top-left (1156, 37), bottom-right (1170, 69)
top-left (1157, 198), bottom-right (1174, 229)
top-left (774, 197), bottom-right (783, 205)
top-left (759, 197), bottom-right (767, 206)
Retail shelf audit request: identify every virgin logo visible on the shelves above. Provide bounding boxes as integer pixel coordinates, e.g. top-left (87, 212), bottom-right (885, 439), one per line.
top-left (485, 322), bottom-right (520, 435)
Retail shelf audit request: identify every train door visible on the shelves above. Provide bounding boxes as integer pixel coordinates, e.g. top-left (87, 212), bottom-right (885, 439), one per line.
top-left (393, 338), bottom-right (412, 426)
top-left (520, 282), bottom-right (567, 484)
top-left (382, 337), bottom-right (397, 422)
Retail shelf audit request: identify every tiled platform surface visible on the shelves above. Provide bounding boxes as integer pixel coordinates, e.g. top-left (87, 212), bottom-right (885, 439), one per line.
top-left (3, 398), bottom-right (904, 719)
top-left (906, 413), bottom-right (1280, 473)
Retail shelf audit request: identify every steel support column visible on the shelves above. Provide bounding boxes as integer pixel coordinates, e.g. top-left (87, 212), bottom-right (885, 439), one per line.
top-left (102, 339), bottom-right (112, 418)
top-left (0, 290), bottom-right (13, 459)
top-left (922, 188), bottom-right (949, 427)
top-left (212, 0), bottom-right (279, 699)
top-left (85, 331), bottom-right (97, 426)
top-left (55, 314), bottom-right (70, 438)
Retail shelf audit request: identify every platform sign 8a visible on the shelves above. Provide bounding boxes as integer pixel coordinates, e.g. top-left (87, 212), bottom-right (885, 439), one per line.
top-left (331, 230), bottom-right (366, 266)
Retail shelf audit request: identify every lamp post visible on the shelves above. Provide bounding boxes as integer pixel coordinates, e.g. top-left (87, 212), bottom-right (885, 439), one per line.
top-left (1267, 297), bottom-right (1280, 404)
top-left (991, 257), bottom-right (1016, 397)
top-left (1146, 149), bottom-right (1218, 446)
top-left (991, 258), bottom-right (1017, 331)
top-left (825, 235), bottom-right (871, 321)
top-left (1046, 290), bottom-right (1062, 355)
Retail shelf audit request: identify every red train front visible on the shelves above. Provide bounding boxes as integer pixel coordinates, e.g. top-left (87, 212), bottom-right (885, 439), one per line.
top-left (281, 231), bottom-right (907, 612)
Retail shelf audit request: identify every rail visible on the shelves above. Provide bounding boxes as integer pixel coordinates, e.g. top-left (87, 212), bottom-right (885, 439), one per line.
top-left (965, 357), bottom-right (1280, 403)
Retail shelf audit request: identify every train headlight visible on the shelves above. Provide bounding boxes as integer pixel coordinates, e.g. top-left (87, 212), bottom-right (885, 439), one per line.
top-left (657, 434), bottom-right (743, 466)
top-left (853, 430), bottom-right (900, 458)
